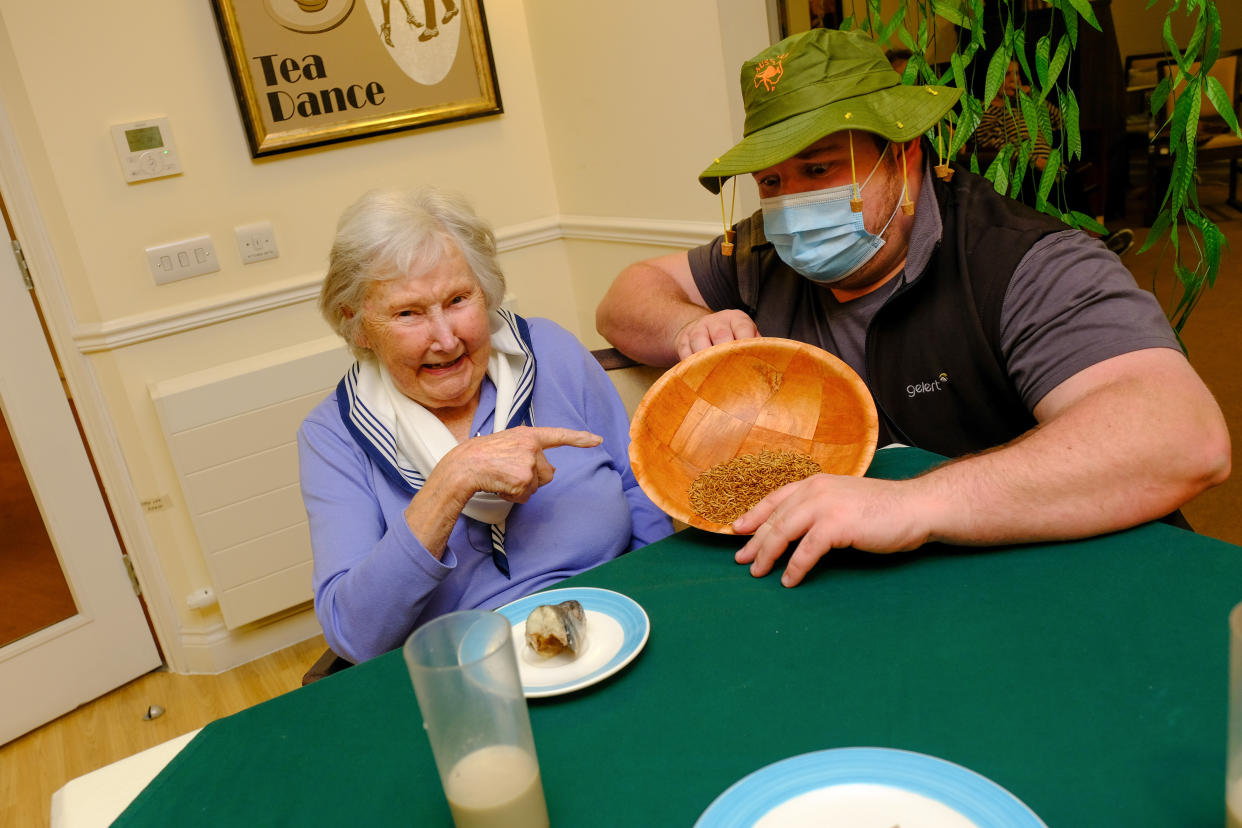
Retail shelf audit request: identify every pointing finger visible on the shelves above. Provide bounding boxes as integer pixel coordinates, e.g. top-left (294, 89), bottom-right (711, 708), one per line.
top-left (529, 427), bottom-right (603, 449)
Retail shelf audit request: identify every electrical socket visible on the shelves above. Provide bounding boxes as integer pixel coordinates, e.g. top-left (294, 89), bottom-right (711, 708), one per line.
top-left (146, 235), bottom-right (219, 284)
top-left (235, 221), bottom-right (279, 264)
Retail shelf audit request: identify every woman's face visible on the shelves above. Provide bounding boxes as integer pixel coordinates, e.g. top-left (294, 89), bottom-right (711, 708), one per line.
top-left (355, 242), bottom-right (491, 419)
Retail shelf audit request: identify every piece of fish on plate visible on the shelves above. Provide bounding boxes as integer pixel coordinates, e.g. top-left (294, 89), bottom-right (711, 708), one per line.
top-left (525, 600), bottom-right (588, 658)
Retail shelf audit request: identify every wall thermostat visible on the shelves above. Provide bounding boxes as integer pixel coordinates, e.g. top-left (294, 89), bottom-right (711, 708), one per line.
top-left (111, 117), bottom-right (182, 183)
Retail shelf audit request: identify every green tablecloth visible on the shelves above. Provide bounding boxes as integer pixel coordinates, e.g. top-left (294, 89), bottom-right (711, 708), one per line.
top-left (115, 447), bottom-right (1242, 826)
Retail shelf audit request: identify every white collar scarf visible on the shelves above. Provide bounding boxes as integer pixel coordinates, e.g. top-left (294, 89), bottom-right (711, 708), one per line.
top-left (337, 308), bottom-right (536, 577)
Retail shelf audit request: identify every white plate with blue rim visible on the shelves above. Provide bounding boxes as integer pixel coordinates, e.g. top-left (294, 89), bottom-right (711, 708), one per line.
top-left (695, 747), bottom-right (1047, 828)
top-left (495, 587), bottom-right (649, 698)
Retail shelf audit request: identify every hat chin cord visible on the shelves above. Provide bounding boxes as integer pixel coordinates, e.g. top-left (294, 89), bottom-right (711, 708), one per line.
top-left (717, 176), bottom-right (738, 256)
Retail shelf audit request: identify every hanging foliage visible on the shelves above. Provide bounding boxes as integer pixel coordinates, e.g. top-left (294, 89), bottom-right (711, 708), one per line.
top-left (838, 0), bottom-right (1237, 340)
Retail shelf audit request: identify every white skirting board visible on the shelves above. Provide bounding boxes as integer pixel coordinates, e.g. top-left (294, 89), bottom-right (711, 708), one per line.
top-left (150, 336), bottom-right (352, 629)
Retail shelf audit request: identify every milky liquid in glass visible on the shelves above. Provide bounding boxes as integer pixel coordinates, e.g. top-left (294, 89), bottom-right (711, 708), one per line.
top-left (1229, 603), bottom-right (1242, 828)
top-left (1229, 777), bottom-right (1242, 828)
top-left (444, 744), bottom-right (548, 828)
top-left (404, 611), bottom-right (548, 828)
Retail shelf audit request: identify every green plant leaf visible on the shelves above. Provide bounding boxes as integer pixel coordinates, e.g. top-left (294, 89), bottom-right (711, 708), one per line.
top-left (876, 4), bottom-right (906, 45)
top-left (1184, 5), bottom-right (1207, 65)
top-left (1163, 17), bottom-right (1185, 70)
top-left (1170, 143), bottom-right (1196, 215)
top-left (1189, 211), bottom-right (1225, 286)
top-left (1205, 75), bottom-right (1242, 135)
top-left (1150, 75), bottom-right (1173, 120)
top-left (985, 144), bottom-right (1014, 194)
top-left (840, 14), bottom-right (855, 31)
top-left (1067, 211), bottom-right (1109, 234)
top-left (950, 50), bottom-right (967, 91)
top-left (1041, 37), bottom-right (1070, 100)
top-left (1062, 0), bottom-right (1101, 29)
top-left (1061, 88), bottom-right (1082, 159)
top-left (1170, 75), bottom-right (1193, 146)
top-left (1062, 3), bottom-right (1080, 47)
top-left (1138, 208), bottom-right (1172, 254)
top-left (1036, 35), bottom-right (1051, 87)
top-left (1018, 90), bottom-right (1040, 143)
top-left (897, 25), bottom-right (916, 50)
top-left (983, 45), bottom-right (1010, 107)
top-left (1204, 2), bottom-right (1222, 68)
top-left (1011, 143), bottom-right (1033, 198)
top-left (950, 95), bottom-right (984, 156)
top-left (933, 0), bottom-right (969, 28)
top-left (1037, 98), bottom-right (1054, 144)
top-left (1183, 77), bottom-right (1202, 155)
top-left (1037, 147), bottom-right (1062, 205)
top-left (1013, 29), bottom-right (1031, 81)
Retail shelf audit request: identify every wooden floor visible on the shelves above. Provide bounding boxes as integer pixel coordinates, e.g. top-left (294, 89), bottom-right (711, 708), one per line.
top-left (0, 634), bottom-right (326, 828)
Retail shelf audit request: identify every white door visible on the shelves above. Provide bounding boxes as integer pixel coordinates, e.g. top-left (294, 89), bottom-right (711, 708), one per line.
top-left (0, 235), bottom-right (161, 746)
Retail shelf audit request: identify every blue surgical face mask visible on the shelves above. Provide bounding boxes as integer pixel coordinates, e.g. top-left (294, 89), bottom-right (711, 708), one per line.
top-left (761, 145), bottom-right (904, 284)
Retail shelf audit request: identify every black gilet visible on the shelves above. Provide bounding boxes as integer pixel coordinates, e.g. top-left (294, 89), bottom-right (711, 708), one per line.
top-left (735, 165), bottom-right (1067, 458)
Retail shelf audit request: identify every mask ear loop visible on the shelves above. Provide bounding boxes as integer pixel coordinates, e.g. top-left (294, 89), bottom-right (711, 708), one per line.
top-left (899, 142), bottom-right (915, 215)
top-left (718, 176), bottom-right (737, 256)
top-left (849, 132), bottom-right (864, 212)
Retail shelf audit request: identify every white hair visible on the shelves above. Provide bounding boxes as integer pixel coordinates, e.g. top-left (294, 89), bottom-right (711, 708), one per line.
top-left (320, 187), bottom-right (505, 360)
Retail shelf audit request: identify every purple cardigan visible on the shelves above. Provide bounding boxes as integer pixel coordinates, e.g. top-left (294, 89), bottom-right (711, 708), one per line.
top-left (297, 318), bottom-right (671, 663)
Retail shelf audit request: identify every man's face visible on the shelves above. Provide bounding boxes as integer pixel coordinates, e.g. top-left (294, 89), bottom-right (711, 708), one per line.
top-left (752, 130), bottom-right (914, 294)
top-left (751, 130), bottom-right (888, 199)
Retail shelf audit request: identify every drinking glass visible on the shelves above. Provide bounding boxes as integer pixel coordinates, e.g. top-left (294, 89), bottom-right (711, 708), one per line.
top-left (1228, 603), bottom-right (1242, 828)
top-left (404, 610), bottom-right (549, 828)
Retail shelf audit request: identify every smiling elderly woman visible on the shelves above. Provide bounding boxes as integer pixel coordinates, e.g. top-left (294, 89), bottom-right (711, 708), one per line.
top-left (298, 187), bottom-right (671, 663)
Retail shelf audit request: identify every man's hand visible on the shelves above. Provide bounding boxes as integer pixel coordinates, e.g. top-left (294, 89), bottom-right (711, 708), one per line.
top-left (732, 474), bottom-right (931, 587)
top-left (674, 310), bottom-right (761, 360)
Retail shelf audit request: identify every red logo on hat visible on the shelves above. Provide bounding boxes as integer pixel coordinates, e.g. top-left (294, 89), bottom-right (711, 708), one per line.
top-left (754, 55), bottom-right (788, 92)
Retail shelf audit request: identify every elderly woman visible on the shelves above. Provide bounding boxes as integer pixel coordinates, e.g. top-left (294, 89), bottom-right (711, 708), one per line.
top-left (298, 187), bottom-right (671, 663)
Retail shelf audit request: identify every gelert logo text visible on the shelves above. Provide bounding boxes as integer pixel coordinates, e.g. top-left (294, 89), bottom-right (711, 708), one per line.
top-left (907, 372), bottom-right (949, 398)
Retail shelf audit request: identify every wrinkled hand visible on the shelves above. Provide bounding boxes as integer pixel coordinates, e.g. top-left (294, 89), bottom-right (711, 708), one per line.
top-left (435, 426), bottom-right (602, 505)
top-left (407, 426), bottom-right (603, 558)
top-left (732, 474), bottom-right (930, 587)
top-left (675, 310), bottom-right (759, 360)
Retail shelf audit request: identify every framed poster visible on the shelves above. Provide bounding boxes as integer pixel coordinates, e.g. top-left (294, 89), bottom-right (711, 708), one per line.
top-left (210, 0), bottom-right (502, 157)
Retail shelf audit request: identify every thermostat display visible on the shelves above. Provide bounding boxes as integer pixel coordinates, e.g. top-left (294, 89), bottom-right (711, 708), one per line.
top-left (111, 117), bottom-right (182, 183)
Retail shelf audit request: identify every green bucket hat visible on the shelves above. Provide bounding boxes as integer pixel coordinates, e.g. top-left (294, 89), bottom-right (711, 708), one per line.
top-left (699, 28), bottom-right (962, 193)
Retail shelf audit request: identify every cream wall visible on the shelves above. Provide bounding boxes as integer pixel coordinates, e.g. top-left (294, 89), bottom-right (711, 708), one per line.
top-left (0, 1), bottom-right (765, 672)
top-left (1112, 0), bottom-right (1242, 60)
top-left (524, 0), bottom-right (771, 343)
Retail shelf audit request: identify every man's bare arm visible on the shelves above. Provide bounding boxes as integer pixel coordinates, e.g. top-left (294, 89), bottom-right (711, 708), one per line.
top-left (734, 348), bottom-right (1231, 585)
top-left (596, 251), bottom-right (759, 366)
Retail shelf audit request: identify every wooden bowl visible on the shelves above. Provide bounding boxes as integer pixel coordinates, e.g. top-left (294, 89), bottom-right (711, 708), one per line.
top-left (629, 338), bottom-right (878, 533)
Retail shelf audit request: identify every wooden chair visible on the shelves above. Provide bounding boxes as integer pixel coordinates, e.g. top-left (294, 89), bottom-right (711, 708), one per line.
top-left (301, 345), bottom-right (664, 685)
top-left (1145, 48), bottom-right (1242, 222)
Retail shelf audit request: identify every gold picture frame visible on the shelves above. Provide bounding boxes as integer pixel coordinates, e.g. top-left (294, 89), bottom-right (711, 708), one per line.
top-left (210, 0), bottom-right (502, 157)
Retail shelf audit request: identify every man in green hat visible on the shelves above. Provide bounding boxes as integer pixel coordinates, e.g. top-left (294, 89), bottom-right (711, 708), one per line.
top-left (596, 28), bottom-right (1229, 587)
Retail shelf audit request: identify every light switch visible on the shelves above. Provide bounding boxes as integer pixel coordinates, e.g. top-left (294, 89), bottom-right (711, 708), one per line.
top-left (146, 235), bottom-right (219, 284)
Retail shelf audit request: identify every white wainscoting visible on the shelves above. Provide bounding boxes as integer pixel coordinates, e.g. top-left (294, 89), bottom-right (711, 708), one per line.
top-left (150, 336), bottom-right (352, 629)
